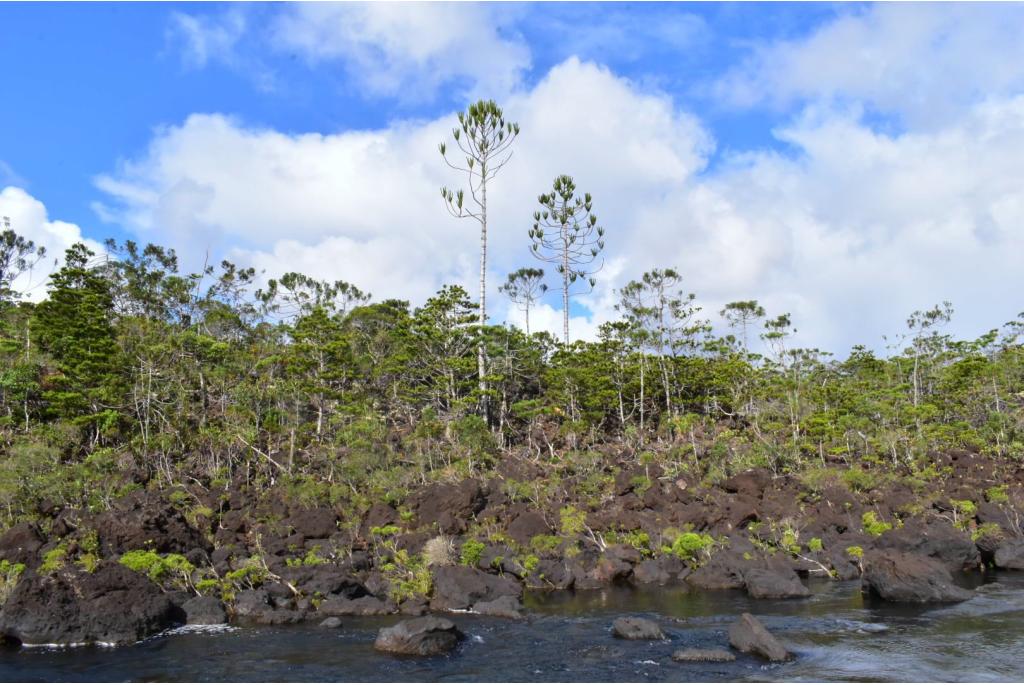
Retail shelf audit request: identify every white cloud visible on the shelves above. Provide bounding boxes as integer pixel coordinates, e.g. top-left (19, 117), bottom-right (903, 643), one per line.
top-left (0, 187), bottom-right (104, 301)
top-left (714, 4), bottom-right (1024, 127)
top-left (170, 9), bottom-right (247, 70)
top-left (92, 56), bottom-right (1024, 353)
top-left (272, 2), bottom-right (530, 100)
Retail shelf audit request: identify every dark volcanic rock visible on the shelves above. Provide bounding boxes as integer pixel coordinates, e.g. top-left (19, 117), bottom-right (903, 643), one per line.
top-left (181, 595), bottom-right (227, 625)
top-left (633, 557), bottom-right (685, 585)
top-left (93, 491), bottom-right (209, 556)
top-left (728, 613), bottom-right (792, 662)
top-left (0, 562), bottom-right (177, 646)
top-left (286, 507), bottom-right (338, 539)
top-left (611, 616), bottom-right (664, 640)
top-left (721, 469), bottom-right (772, 497)
top-left (743, 567), bottom-right (811, 599)
top-left (414, 480), bottom-right (486, 535)
top-left (319, 617), bottom-right (343, 629)
top-left (875, 520), bottom-right (980, 572)
top-left (672, 648), bottom-right (736, 663)
top-left (430, 566), bottom-right (522, 611)
top-left (686, 552), bottom-right (750, 591)
top-left (507, 512), bottom-right (552, 546)
top-left (993, 539), bottom-right (1024, 570)
top-left (525, 558), bottom-right (574, 590)
top-left (862, 550), bottom-right (974, 603)
top-left (473, 595), bottom-right (524, 619)
top-left (0, 523), bottom-right (45, 568)
top-left (374, 616), bottom-right (464, 656)
top-left (319, 595), bottom-right (392, 616)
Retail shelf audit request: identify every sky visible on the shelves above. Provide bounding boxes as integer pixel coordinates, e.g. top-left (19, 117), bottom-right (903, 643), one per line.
top-left (2, 1), bottom-right (1023, 354)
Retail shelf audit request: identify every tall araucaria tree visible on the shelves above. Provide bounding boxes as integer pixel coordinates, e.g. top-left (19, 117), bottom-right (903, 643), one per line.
top-left (528, 175), bottom-right (605, 344)
top-left (439, 100), bottom-right (520, 403)
top-left (499, 267), bottom-right (546, 336)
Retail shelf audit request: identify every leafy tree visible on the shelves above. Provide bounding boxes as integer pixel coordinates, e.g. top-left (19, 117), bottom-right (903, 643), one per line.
top-left (0, 218), bottom-right (47, 303)
top-left (528, 175), bottom-right (605, 343)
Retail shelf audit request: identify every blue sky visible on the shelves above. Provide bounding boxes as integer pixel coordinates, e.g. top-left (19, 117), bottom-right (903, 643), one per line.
top-left (2, 2), bottom-right (1023, 351)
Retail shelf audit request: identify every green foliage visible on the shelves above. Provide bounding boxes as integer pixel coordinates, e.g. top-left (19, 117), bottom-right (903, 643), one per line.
top-left (986, 485), bottom-right (1009, 504)
top-left (119, 549), bottom-right (195, 589)
top-left (285, 545), bottom-right (327, 568)
top-left (460, 538), bottom-right (485, 567)
top-left (530, 534), bottom-right (561, 554)
top-left (666, 531), bottom-right (715, 562)
top-left (862, 512), bottom-right (892, 536)
top-left (0, 559), bottom-right (26, 604)
top-left (808, 537), bottom-right (824, 553)
top-left (559, 505), bottom-right (586, 536)
top-left (40, 542), bottom-right (69, 574)
top-left (846, 545), bottom-right (864, 559)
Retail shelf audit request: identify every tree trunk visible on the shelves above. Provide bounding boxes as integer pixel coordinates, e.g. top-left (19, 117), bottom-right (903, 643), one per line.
top-left (478, 176), bottom-right (489, 407)
top-left (562, 242), bottom-right (570, 344)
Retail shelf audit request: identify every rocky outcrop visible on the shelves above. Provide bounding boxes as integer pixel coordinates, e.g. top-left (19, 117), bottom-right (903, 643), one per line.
top-left (473, 595), bottom-right (524, 619)
top-left (507, 512), bottom-right (552, 546)
top-left (286, 507), bottom-right (338, 539)
top-left (993, 539), bottom-right (1024, 570)
top-left (374, 616), bottom-right (464, 656)
top-left (318, 595), bottom-right (392, 616)
top-left (875, 520), bottom-right (979, 572)
top-left (0, 562), bottom-right (178, 646)
top-left (413, 480), bottom-right (486, 535)
top-left (728, 613), bottom-right (792, 662)
top-left (92, 491), bottom-right (209, 556)
top-left (430, 566), bottom-right (521, 611)
top-left (0, 522), bottom-right (45, 568)
top-left (181, 595), bottom-right (227, 625)
top-left (743, 567), bottom-right (811, 599)
top-left (862, 550), bottom-right (974, 603)
top-left (611, 616), bottom-right (664, 640)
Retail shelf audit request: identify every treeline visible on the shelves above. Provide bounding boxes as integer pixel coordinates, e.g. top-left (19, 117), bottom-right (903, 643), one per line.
top-left (0, 223), bottom-right (1022, 527)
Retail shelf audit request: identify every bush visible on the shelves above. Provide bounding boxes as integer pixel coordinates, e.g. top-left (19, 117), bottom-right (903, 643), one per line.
top-left (459, 538), bottom-right (485, 567)
top-left (846, 545), bottom-right (864, 559)
top-left (862, 511), bottom-right (892, 536)
top-left (423, 536), bottom-right (456, 567)
top-left (119, 549), bottom-right (195, 588)
top-left (666, 532), bottom-right (715, 562)
top-left (559, 505), bottom-right (586, 536)
top-left (808, 537), bottom-right (824, 553)
top-left (986, 485), bottom-right (1010, 504)
top-left (0, 559), bottom-right (25, 604)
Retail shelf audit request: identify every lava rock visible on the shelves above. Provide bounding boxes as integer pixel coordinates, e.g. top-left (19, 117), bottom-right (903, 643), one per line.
top-left (633, 557), bottom-right (685, 585)
top-left (728, 613), bottom-right (792, 662)
top-left (319, 617), bottom-right (342, 629)
top-left (286, 507), bottom-right (338, 539)
top-left (507, 512), bottom-right (552, 547)
top-left (319, 595), bottom-right (392, 616)
top-left (875, 520), bottom-right (980, 572)
top-left (0, 522), bottom-right (45, 568)
top-left (862, 550), bottom-right (974, 603)
top-left (374, 616), bottom-right (464, 656)
top-left (473, 595), bottom-right (524, 619)
top-left (181, 595), bottom-right (227, 625)
top-left (430, 566), bottom-right (522, 611)
top-left (611, 616), bottom-right (665, 640)
top-left (993, 539), bottom-right (1024, 570)
top-left (743, 567), bottom-right (811, 599)
top-left (672, 648), bottom-right (736, 663)
top-left (0, 562), bottom-right (178, 646)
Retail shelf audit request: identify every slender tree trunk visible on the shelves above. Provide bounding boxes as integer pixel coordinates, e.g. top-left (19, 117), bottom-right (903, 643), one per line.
top-left (478, 177), bottom-right (488, 403)
top-left (562, 240), bottom-right (570, 344)
top-left (525, 302), bottom-right (530, 337)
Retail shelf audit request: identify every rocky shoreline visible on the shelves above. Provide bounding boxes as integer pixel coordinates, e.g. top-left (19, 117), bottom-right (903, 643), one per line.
top-left (1, 449), bottom-right (1022, 650)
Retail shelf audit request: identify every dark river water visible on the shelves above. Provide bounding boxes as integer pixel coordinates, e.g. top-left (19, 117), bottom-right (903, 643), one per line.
top-left (3, 572), bottom-right (1023, 682)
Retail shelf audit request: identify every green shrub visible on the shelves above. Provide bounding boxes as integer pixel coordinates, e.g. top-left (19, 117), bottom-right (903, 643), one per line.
top-left (530, 534), bottom-right (561, 554)
top-left (119, 549), bottom-right (195, 588)
top-left (986, 485), bottom-right (1009, 504)
top-left (862, 511), bottom-right (892, 536)
top-left (559, 505), bottom-right (586, 536)
top-left (666, 532), bottom-right (715, 561)
top-left (846, 545), bottom-right (864, 559)
top-left (843, 469), bottom-right (877, 493)
top-left (807, 537), bottom-right (824, 553)
top-left (0, 559), bottom-right (26, 604)
top-left (460, 538), bottom-right (485, 567)
top-left (39, 542), bottom-right (69, 574)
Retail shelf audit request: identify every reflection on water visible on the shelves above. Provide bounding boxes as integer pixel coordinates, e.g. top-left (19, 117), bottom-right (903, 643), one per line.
top-left (2, 573), bottom-right (1023, 682)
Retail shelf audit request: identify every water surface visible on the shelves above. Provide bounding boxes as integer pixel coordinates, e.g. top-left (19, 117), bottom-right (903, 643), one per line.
top-left (3, 573), bottom-right (1023, 682)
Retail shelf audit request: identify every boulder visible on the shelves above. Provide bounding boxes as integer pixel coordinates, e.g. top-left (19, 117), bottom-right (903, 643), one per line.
top-left (611, 616), bottom-right (664, 640)
top-left (743, 568), bottom-right (811, 599)
top-left (282, 565), bottom-right (368, 598)
top-left (286, 508), bottom-right (338, 539)
top-left (319, 617), bottom-right (343, 629)
top-left (728, 613), bottom-right (792, 662)
top-left (721, 469), bottom-right (772, 497)
top-left (672, 648), bottom-right (736, 663)
top-left (0, 562), bottom-right (178, 646)
top-left (633, 557), bottom-right (685, 585)
top-left (93, 491), bottom-right (209, 555)
top-left (319, 595), bottom-right (392, 616)
top-left (374, 616), bottom-right (464, 656)
top-left (0, 523), bottom-right (45, 568)
top-left (430, 566), bottom-right (522, 611)
top-left (507, 512), bottom-right (552, 547)
top-left (473, 595), bottom-right (524, 619)
top-left (414, 480), bottom-right (485, 535)
top-left (181, 595), bottom-right (227, 625)
top-left (686, 552), bottom-right (750, 591)
top-left (993, 539), bottom-right (1024, 570)
top-left (875, 520), bottom-right (979, 571)
top-left (525, 559), bottom-right (574, 590)
top-left (862, 550), bottom-right (974, 603)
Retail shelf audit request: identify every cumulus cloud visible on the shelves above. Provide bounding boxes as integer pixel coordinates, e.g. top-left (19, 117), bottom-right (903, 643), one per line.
top-left (713, 4), bottom-right (1024, 127)
top-left (271, 2), bottom-right (530, 100)
top-left (170, 9), bottom-right (247, 70)
top-left (92, 53), bottom-right (1024, 352)
top-left (0, 187), bottom-right (104, 301)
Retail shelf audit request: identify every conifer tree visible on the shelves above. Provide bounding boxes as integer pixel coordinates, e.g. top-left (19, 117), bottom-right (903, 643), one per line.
top-left (528, 175), bottom-right (605, 343)
top-left (498, 267), bottom-right (546, 336)
top-left (439, 100), bottom-right (520, 402)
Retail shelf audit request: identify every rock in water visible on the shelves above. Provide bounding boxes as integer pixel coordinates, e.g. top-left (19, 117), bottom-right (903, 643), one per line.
top-left (473, 595), bottom-right (524, 619)
top-left (993, 539), bottom-right (1024, 570)
top-left (728, 613), bottom-right (792, 662)
top-left (430, 566), bottom-right (522, 611)
top-left (374, 616), bottom-right (464, 656)
top-left (612, 616), bottom-right (665, 640)
top-left (0, 562), bottom-right (178, 646)
top-left (182, 596), bottom-right (227, 625)
top-left (743, 568), bottom-right (812, 599)
top-left (862, 550), bottom-right (974, 603)
top-left (319, 617), bottom-right (343, 629)
top-left (672, 648), bottom-right (736, 663)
